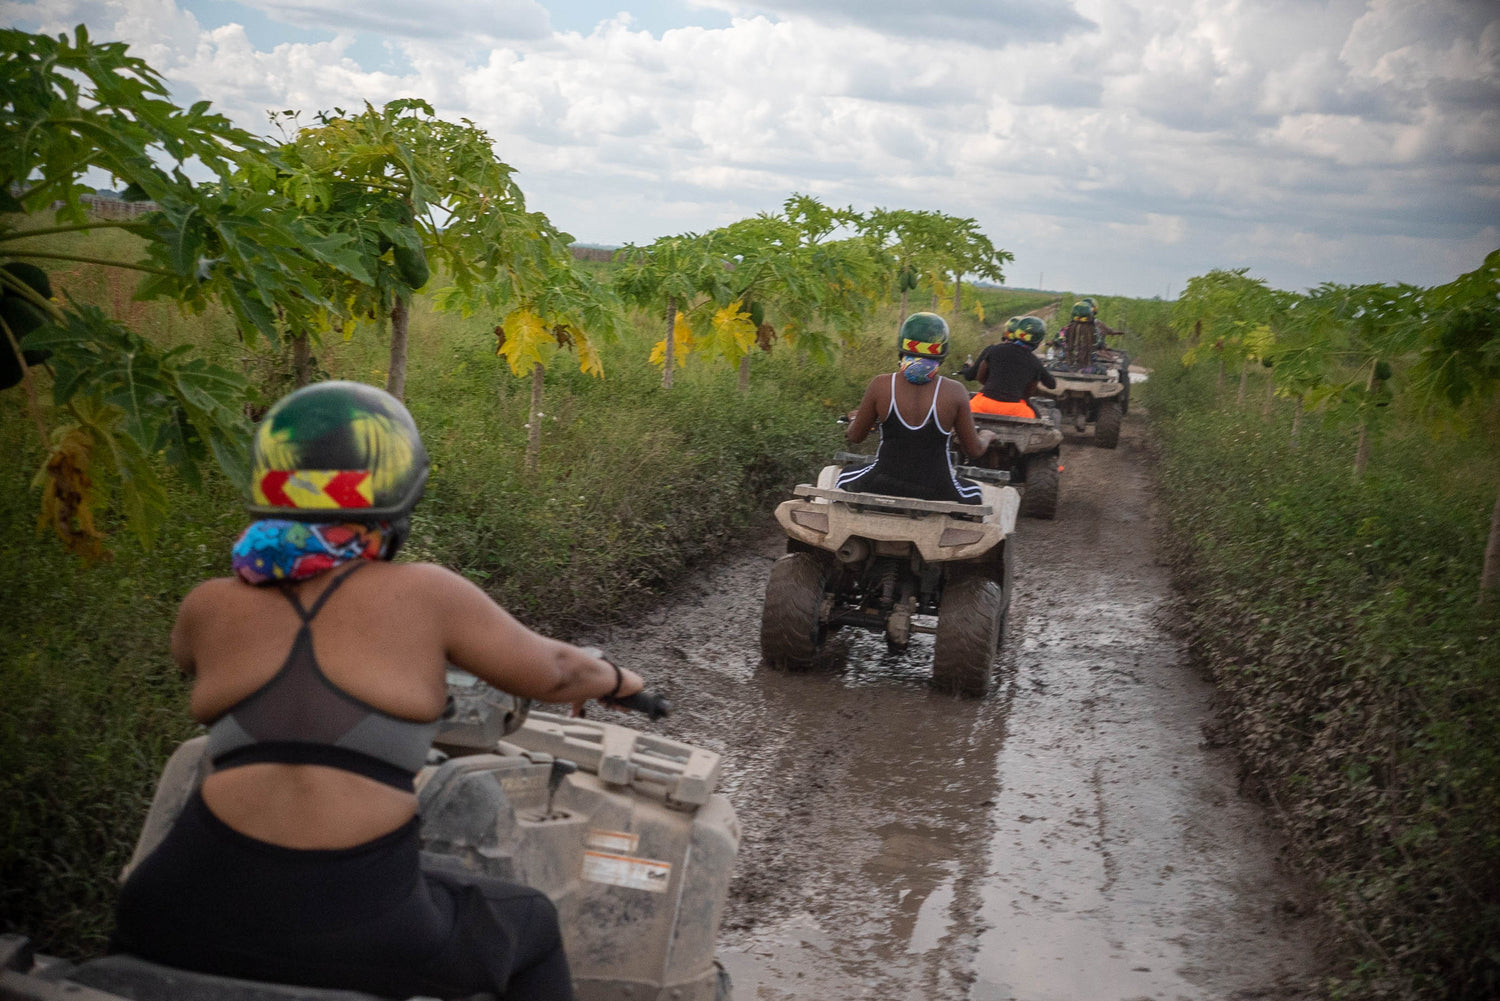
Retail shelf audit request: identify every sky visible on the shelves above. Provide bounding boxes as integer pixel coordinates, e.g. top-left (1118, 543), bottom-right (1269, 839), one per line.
top-left (4, 0), bottom-right (1499, 299)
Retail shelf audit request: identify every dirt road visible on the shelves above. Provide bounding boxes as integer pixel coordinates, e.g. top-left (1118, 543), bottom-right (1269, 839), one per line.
top-left (580, 410), bottom-right (1328, 1000)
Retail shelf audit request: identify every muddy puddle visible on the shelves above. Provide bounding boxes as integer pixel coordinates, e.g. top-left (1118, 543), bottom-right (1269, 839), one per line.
top-left (578, 413), bottom-right (1326, 1000)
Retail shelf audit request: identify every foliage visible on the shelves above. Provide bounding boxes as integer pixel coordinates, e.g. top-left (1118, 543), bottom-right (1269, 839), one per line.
top-left (0, 26), bottom-right (360, 550)
top-left (1139, 263), bottom-right (1500, 999)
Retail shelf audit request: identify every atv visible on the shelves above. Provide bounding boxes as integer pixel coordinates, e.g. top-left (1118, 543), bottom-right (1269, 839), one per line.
top-left (761, 458), bottom-right (1018, 697)
top-left (969, 398), bottom-right (1064, 520)
top-left (0, 678), bottom-right (736, 1001)
top-left (1038, 342), bottom-right (1128, 448)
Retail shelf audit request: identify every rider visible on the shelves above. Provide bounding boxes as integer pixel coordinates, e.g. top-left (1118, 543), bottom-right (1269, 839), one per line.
top-left (965, 316), bottom-right (1056, 418)
top-left (112, 381), bottom-right (643, 1000)
top-left (1059, 300), bottom-right (1097, 368)
top-left (839, 312), bottom-right (995, 504)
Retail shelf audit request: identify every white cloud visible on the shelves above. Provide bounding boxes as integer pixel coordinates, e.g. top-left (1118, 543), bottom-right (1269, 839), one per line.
top-left (236, 0), bottom-right (552, 42)
top-left (2, 0), bottom-right (1496, 296)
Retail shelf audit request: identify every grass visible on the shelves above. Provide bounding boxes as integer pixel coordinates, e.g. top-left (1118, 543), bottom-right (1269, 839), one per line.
top-left (1138, 349), bottom-right (1500, 1000)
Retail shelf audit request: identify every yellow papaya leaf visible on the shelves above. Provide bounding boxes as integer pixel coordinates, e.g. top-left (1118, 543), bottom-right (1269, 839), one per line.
top-left (1244, 322), bottom-right (1276, 360)
top-left (32, 425), bottom-right (108, 561)
top-left (711, 302), bottom-right (757, 362)
top-left (972, 300), bottom-right (985, 323)
top-left (497, 308), bottom-right (549, 377)
top-left (574, 329), bottom-right (605, 378)
top-left (650, 314), bottom-right (695, 369)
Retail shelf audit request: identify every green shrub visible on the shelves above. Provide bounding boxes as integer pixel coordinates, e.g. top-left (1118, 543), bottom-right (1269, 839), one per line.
top-left (1140, 352), bottom-right (1500, 1000)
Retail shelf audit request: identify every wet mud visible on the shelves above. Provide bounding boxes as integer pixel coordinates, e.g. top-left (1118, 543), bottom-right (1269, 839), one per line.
top-left (579, 410), bottom-right (1328, 1000)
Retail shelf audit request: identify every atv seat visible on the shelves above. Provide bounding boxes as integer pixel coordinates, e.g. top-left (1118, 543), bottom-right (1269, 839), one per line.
top-left (2, 945), bottom-right (495, 1001)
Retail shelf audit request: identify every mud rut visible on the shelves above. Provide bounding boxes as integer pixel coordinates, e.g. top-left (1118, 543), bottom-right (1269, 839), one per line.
top-left (577, 407), bottom-right (1328, 1000)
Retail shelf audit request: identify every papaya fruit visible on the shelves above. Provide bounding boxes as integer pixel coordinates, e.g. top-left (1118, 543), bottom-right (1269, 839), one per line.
top-left (747, 301), bottom-right (765, 328)
top-left (1374, 360), bottom-right (1392, 382)
top-left (392, 245), bottom-right (429, 290)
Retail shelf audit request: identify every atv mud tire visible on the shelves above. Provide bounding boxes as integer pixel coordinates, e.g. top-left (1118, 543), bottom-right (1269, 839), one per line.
top-left (1095, 398), bottom-right (1122, 448)
top-left (932, 575), bottom-right (1004, 697)
top-left (1019, 452), bottom-right (1059, 520)
top-left (761, 553), bottom-right (826, 670)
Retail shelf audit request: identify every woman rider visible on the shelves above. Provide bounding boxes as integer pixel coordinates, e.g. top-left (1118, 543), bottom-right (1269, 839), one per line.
top-left (112, 381), bottom-right (644, 1000)
top-left (967, 315), bottom-right (1056, 419)
top-left (838, 312), bottom-right (995, 504)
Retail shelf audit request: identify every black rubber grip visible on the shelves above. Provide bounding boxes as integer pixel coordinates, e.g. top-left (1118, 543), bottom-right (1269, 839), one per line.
top-left (605, 691), bottom-right (672, 720)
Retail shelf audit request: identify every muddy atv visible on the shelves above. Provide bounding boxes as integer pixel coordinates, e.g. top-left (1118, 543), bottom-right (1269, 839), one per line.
top-left (761, 459), bottom-right (1018, 697)
top-left (1036, 354), bottom-right (1127, 449)
top-left (1, 678), bottom-right (736, 1001)
top-left (969, 398), bottom-right (1064, 520)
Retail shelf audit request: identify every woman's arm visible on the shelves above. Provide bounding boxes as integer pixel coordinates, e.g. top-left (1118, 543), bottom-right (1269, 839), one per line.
top-left (845, 377), bottom-right (883, 445)
top-left (945, 382), bottom-right (995, 459)
top-left (428, 565), bottom-right (644, 710)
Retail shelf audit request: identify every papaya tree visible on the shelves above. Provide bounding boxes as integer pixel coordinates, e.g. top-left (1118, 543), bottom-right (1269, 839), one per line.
top-left (266, 100), bottom-right (546, 401)
top-left (613, 233), bottom-right (731, 389)
top-left (1, 26), bottom-right (353, 553)
top-left (1296, 281), bottom-right (1423, 477)
top-left (942, 215), bottom-right (1012, 315)
top-left (705, 196), bottom-right (881, 391)
top-left (1173, 268), bottom-right (1277, 399)
top-left (451, 247), bottom-right (623, 473)
top-left (1408, 249), bottom-right (1500, 597)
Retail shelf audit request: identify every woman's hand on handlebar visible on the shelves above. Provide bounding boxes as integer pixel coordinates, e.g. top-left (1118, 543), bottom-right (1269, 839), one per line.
top-left (570, 649), bottom-right (644, 718)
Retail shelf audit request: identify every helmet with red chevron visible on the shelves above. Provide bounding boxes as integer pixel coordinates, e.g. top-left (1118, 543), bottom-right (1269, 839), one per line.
top-left (896, 311), bottom-right (949, 360)
top-left (248, 381), bottom-right (429, 526)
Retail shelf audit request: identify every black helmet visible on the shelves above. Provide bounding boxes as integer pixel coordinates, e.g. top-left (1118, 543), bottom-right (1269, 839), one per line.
top-left (248, 381), bottom-right (429, 540)
top-left (897, 312), bottom-right (949, 360)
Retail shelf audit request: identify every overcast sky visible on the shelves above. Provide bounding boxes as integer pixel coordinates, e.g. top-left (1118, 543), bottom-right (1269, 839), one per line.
top-left (5, 0), bottom-right (1498, 298)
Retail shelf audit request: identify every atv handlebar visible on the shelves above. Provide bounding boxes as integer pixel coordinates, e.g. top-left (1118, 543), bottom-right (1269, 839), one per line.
top-left (602, 690), bottom-right (673, 721)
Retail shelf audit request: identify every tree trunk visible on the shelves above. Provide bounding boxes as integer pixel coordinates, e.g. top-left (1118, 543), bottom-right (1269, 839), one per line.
top-left (1237, 360), bottom-right (1249, 406)
top-left (1290, 396), bottom-right (1303, 450)
top-left (1216, 357), bottom-right (1225, 396)
top-left (386, 297), bottom-right (410, 401)
top-left (292, 332), bottom-right (311, 388)
top-left (526, 361), bottom-right (544, 475)
top-left (662, 295), bottom-right (676, 391)
top-left (952, 275), bottom-right (962, 316)
top-left (1481, 484), bottom-right (1500, 598)
top-left (1352, 364), bottom-right (1379, 479)
top-left (1261, 371), bottom-right (1276, 418)
top-left (899, 289), bottom-right (909, 328)
top-left (738, 354), bottom-right (750, 394)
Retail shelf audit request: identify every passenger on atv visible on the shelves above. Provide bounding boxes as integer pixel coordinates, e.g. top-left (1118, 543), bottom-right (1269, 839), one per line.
top-left (839, 311), bottom-right (995, 504)
top-left (111, 381), bottom-right (646, 1001)
top-left (960, 315), bottom-right (1056, 419)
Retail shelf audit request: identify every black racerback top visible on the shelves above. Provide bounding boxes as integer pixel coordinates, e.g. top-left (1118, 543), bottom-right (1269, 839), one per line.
top-left (203, 561), bottom-right (442, 792)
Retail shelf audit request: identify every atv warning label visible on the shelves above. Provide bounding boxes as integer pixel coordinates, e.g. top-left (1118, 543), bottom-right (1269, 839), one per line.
top-left (583, 850), bottom-right (672, 893)
top-left (587, 829), bottom-right (639, 854)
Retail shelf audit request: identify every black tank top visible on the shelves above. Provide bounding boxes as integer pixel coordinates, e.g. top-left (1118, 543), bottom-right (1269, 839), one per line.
top-left (203, 562), bottom-right (442, 792)
top-left (836, 374), bottom-right (983, 505)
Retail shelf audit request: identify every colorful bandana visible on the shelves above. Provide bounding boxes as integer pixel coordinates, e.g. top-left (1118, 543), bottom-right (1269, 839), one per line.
top-left (232, 519), bottom-right (387, 585)
top-left (900, 356), bottom-right (940, 384)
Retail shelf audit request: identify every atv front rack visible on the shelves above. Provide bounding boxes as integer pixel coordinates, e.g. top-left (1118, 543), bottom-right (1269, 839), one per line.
top-left (503, 711), bottom-right (722, 810)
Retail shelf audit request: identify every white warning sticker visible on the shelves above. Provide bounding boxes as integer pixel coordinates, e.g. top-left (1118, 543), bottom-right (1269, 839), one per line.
top-left (587, 829), bottom-right (639, 854)
top-left (583, 850), bottom-right (673, 893)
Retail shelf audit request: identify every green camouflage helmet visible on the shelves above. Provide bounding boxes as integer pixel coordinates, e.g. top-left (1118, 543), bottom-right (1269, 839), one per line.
top-left (897, 311), bottom-right (950, 359)
top-left (1071, 301), bottom-right (1094, 321)
top-left (248, 380), bottom-right (430, 524)
top-left (1014, 315), bottom-right (1047, 350)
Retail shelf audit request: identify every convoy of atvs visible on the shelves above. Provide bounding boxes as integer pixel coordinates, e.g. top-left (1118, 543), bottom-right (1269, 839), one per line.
top-left (3, 302), bottom-right (1127, 1001)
